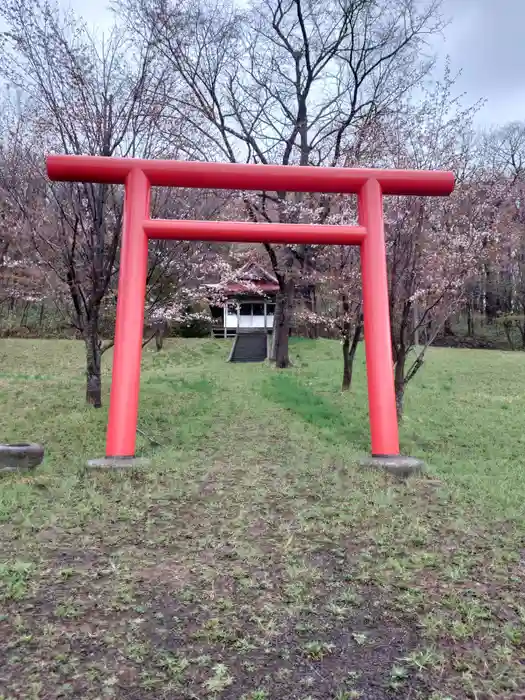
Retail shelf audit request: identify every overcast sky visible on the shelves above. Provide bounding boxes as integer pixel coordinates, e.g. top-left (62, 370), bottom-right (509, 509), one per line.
top-left (57, 0), bottom-right (525, 128)
top-left (437, 0), bottom-right (524, 127)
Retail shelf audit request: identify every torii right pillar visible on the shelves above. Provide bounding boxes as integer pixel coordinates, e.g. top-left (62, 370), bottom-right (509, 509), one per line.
top-left (358, 178), bottom-right (422, 477)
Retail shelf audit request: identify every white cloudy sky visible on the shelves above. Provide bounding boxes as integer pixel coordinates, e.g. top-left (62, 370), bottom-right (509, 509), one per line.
top-left (437, 0), bottom-right (525, 127)
top-left (54, 0), bottom-right (525, 128)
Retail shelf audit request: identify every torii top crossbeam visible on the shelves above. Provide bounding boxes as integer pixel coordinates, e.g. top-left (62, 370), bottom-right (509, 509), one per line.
top-left (47, 155), bottom-right (454, 196)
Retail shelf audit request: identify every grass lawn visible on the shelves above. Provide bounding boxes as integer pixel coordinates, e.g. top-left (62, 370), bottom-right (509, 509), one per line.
top-left (0, 337), bottom-right (524, 700)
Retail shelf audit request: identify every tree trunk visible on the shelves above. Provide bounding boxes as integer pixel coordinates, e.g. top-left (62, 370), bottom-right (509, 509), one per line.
top-left (273, 279), bottom-right (294, 368)
top-left (311, 286), bottom-right (319, 339)
top-left (20, 301), bottom-right (30, 326)
top-left (425, 319), bottom-right (432, 345)
top-left (85, 309), bottom-right (102, 408)
top-left (444, 317), bottom-right (454, 336)
top-left (155, 320), bottom-right (168, 351)
top-left (155, 328), bottom-right (164, 351)
top-left (413, 301), bottom-right (420, 347)
top-left (394, 352), bottom-right (406, 421)
top-left (484, 263), bottom-right (499, 323)
top-left (466, 302), bottom-right (474, 336)
top-left (503, 320), bottom-right (516, 350)
top-left (341, 317), bottom-right (362, 391)
top-left (342, 333), bottom-right (351, 390)
top-left (503, 321), bottom-right (516, 350)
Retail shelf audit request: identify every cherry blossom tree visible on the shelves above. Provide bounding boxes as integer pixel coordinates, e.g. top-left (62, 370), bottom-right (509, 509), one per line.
top-left (0, 0), bottom-right (172, 405)
top-left (473, 122), bottom-right (525, 345)
top-left (0, 90), bottom-right (48, 319)
top-left (144, 243), bottom-right (234, 349)
top-left (375, 71), bottom-right (499, 417)
top-left (238, 69), bottom-right (500, 412)
top-left (288, 205), bottom-right (363, 390)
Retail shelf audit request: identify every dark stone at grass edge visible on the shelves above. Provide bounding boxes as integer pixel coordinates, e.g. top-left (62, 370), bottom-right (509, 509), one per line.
top-left (0, 443), bottom-right (44, 472)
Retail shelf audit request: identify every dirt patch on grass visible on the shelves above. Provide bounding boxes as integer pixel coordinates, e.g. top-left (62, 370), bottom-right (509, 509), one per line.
top-left (3, 473), bottom-right (523, 699)
top-left (135, 558), bottom-right (194, 588)
top-left (0, 542), bottom-right (428, 700)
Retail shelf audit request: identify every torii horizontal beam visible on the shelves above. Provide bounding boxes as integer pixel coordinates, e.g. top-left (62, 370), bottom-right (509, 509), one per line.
top-left (47, 154), bottom-right (454, 196)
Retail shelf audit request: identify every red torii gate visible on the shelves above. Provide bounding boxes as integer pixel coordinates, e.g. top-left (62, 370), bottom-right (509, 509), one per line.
top-left (46, 155), bottom-right (454, 470)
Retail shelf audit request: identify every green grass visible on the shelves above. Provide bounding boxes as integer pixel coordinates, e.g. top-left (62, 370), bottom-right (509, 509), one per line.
top-left (0, 337), bottom-right (524, 699)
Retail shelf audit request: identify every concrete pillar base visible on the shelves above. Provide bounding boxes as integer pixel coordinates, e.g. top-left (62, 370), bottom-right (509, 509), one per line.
top-left (86, 457), bottom-right (151, 470)
top-left (359, 455), bottom-right (424, 478)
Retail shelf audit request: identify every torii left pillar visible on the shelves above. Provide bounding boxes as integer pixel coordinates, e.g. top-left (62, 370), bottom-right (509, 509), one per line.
top-left (88, 169), bottom-right (152, 469)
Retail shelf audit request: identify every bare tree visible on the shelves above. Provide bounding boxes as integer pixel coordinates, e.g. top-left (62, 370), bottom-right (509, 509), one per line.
top-left (0, 0), bottom-right (172, 405)
top-left (484, 121), bottom-right (525, 185)
top-left (117, 0), bottom-right (446, 367)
